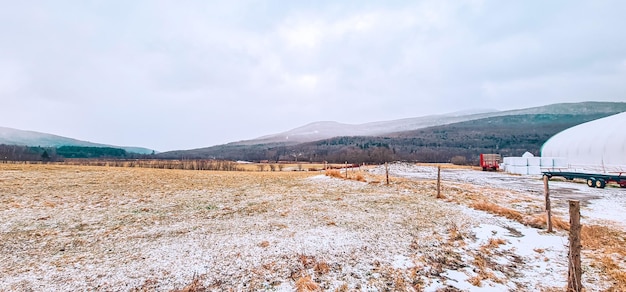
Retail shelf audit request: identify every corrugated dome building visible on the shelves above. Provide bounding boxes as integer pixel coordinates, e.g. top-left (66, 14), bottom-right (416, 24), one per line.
top-left (541, 112), bottom-right (626, 173)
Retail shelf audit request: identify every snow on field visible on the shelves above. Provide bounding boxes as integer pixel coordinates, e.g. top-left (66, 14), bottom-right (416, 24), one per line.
top-left (371, 163), bottom-right (626, 291)
top-left (372, 163), bottom-right (626, 228)
top-left (415, 206), bottom-right (569, 292)
top-left (0, 163), bottom-right (624, 291)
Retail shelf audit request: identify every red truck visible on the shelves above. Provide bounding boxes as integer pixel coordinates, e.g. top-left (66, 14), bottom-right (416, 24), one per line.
top-left (480, 154), bottom-right (501, 171)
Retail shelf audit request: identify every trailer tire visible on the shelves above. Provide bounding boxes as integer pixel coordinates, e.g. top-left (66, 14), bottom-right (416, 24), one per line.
top-left (587, 178), bottom-right (596, 188)
top-left (595, 179), bottom-right (606, 189)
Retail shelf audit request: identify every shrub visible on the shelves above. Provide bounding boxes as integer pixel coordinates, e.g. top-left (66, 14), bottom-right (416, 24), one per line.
top-left (450, 155), bottom-right (468, 165)
top-left (295, 276), bottom-right (319, 292)
top-left (471, 201), bottom-right (523, 222)
top-left (325, 170), bottom-right (342, 178)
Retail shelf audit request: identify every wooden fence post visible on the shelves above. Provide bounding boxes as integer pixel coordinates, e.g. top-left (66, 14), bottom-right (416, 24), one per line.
top-left (436, 166), bottom-right (442, 199)
top-left (544, 175), bottom-right (553, 232)
top-left (385, 162), bottom-right (389, 185)
top-left (345, 161), bottom-right (348, 179)
top-left (567, 200), bottom-right (582, 292)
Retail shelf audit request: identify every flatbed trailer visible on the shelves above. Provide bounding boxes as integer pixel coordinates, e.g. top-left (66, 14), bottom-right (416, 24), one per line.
top-left (543, 171), bottom-right (626, 189)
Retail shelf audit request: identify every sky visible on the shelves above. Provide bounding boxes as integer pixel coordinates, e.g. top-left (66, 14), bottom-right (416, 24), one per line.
top-left (1, 1), bottom-right (626, 151)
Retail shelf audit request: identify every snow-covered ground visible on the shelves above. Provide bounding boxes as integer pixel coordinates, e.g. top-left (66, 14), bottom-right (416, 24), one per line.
top-left (373, 163), bottom-right (626, 230)
top-left (371, 163), bottom-right (626, 291)
top-left (421, 207), bottom-right (571, 292)
top-left (1, 164), bottom-right (624, 291)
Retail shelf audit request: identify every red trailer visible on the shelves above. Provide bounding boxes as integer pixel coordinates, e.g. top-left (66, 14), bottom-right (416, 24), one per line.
top-left (480, 154), bottom-right (501, 171)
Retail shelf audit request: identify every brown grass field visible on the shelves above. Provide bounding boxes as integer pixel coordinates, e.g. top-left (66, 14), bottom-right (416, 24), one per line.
top-left (1, 163), bottom-right (624, 291)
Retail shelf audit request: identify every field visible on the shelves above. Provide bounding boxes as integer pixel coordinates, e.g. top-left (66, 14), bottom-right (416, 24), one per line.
top-left (1, 163), bottom-right (625, 291)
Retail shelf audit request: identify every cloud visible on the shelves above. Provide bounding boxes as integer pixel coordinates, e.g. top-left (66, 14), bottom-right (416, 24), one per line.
top-left (0, 0), bottom-right (625, 150)
top-left (0, 59), bottom-right (27, 97)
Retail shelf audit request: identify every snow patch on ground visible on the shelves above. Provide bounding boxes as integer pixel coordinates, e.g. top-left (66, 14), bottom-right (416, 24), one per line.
top-left (2, 164), bottom-right (624, 291)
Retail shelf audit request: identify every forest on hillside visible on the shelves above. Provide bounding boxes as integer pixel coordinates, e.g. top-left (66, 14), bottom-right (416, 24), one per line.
top-left (2, 113), bottom-right (616, 165)
top-left (0, 145), bottom-right (141, 161)
top-left (159, 114), bottom-right (610, 164)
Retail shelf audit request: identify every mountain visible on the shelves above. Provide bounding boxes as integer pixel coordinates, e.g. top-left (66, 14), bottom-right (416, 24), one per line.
top-left (238, 101), bottom-right (626, 145)
top-left (0, 127), bottom-right (155, 154)
top-left (158, 101), bottom-right (626, 162)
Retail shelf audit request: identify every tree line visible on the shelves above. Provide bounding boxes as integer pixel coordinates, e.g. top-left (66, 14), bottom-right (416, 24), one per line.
top-left (0, 145), bottom-right (144, 162)
top-left (156, 113), bottom-right (609, 164)
top-left (2, 113), bottom-right (611, 165)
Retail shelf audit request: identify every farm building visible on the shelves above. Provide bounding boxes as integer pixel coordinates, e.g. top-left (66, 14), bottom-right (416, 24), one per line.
top-left (541, 111), bottom-right (626, 174)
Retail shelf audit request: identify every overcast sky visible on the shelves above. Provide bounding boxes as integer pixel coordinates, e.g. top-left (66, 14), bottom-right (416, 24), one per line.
top-left (1, 1), bottom-right (625, 151)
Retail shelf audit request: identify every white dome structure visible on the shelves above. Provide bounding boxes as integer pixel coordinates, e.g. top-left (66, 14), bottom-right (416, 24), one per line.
top-left (541, 112), bottom-right (626, 173)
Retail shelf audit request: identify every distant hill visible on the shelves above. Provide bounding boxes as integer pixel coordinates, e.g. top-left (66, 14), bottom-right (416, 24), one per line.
top-left (0, 127), bottom-right (155, 154)
top-left (235, 101), bottom-right (626, 145)
top-left (158, 101), bottom-right (626, 163)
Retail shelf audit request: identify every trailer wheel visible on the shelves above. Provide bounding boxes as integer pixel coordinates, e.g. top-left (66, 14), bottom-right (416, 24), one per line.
top-left (595, 179), bottom-right (606, 189)
top-left (587, 178), bottom-right (596, 188)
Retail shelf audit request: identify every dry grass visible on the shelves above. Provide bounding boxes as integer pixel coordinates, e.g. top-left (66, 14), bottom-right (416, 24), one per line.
top-left (238, 162), bottom-right (342, 172)
top-left (465, 189), bottom-right (626, 290)
top-left (597, 256), bottom-right (626, 291)
top-left (458, 180), bottom-right (625, 289)
top-left (464, 237), bottom-right (507, 287)
top-left (2, 163), bottom-right (623, 291)
top-left (470, 201), bottom-right (523, 222)
top-left (172, 277), bottom-right (207, 292)
top-left (325, 169), bottom-right (343, 178)
top-left (314, 261), bottom-right (331, 275)
top-left (447, 223), bottom-right (466, 242)
top-left (1, 163), bottom-right (465, 290)
top-left (525, 214), bottom-right (570, 231)
top-left (381, 163), bottom-right (626, 291)
top-left (468, 275), bottom-right (483, 287)
top-left (354, 173), bottom-right (366, 182)
top-left (485, 237), bottom-right (507, 249)
top-left (299, 254), bottom-right (317, 269)
top-left (325, 169), bottom-right (369, 182)
top-left (469, 201), bottom-right (574, 232)
top-left (334, 283), bottom-right (349, 292)
top-left (582, 225), bottom-right (625, 254)
top-left (581, 225), bottom-right (626, 290)
top-left (295, 276), bottom-right (320, 292)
